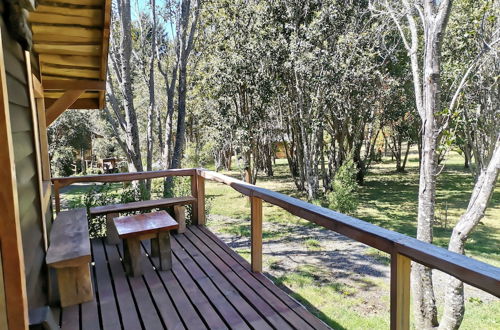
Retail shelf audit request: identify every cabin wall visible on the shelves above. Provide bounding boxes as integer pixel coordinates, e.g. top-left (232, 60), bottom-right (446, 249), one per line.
top-left (1, 17), bottom-right (47, 309)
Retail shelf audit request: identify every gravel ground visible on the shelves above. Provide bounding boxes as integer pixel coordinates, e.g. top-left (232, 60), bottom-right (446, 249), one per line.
top-left (208, 214), bottom-right (498, 311)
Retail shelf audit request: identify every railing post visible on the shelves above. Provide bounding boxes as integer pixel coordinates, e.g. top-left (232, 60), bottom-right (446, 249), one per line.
top-left (191, 172), bottom-right (205, 225)
top-left (390, 253), bottom-right (411, 330)
top-left (250, 196), bottom-right (262, 273)
top-left (54, 180), bottom-right (61, 214)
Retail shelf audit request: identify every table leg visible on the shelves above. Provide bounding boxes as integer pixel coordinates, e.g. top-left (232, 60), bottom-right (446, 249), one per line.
top-left (151, 237), bottom-right (159, 257)
top-left (106, 213), bottom-right (120, 245)
top-left (124, 238), bottom-right (142, 276)
top-left (158, 232), bottom-right (172, 271)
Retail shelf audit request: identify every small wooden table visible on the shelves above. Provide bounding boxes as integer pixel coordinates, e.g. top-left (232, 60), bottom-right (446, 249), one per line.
top-left (113, 211), bottom-right (179, 277)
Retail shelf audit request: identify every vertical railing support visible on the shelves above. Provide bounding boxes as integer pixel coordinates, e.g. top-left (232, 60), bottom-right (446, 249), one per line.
top-left (250, 196), bottom-right (262, 273)
top-left (191, 172), bottom-right (205, 225)
top-left (390, 253), bottom-right (411, 330)
top-left (54, 180), bottom-right (61, 214)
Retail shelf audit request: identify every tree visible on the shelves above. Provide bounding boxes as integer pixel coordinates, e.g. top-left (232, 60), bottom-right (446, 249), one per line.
top-left (372, 0), bottom-right (499, 327)
top-left (105, 0), bottom-right (147, 196)
top-left (164, 0), bottom-right (201, 196)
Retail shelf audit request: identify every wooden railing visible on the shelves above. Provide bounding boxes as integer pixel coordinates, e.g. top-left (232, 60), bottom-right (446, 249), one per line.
top-left (52, 168), bottom-right (500, 330)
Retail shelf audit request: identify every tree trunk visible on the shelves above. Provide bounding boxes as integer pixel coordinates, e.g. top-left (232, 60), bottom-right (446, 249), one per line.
top-left (164, 0), bottom-right (200, 196)
top-left (144, 0), bottom-right (157, 198)
top-left (439, 136), bottom-right (500, 330)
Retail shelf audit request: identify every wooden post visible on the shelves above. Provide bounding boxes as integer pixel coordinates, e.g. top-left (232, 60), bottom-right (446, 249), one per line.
top-left (173, 205), bottom-right (186, 234)
top-left (191, 174), bottom-right (205, 226)
top-left (56, 264), bottom-right (93, 307)
top-left (54, 180), bottom-right (61, 214)
top-left (390, 253), bottom-right (411, 330)
top-left (250, 196), bottom-right (262, 273)
top-left (105, 213), bottom-right (120, 245)
top-left (0, 31), bottom-right (29, 330)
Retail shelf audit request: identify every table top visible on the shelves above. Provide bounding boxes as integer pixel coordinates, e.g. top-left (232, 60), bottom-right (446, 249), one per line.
top-left (113, 211), bottom-right (179, 238)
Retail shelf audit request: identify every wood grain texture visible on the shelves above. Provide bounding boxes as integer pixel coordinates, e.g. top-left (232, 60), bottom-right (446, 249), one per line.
top-left (90, 196), bottom-right (195, 216)
top-left (46, 208), bottom-right (90, 266)
top-left (34, 44), bottom-right (101, 56)
top-left (0, 249), bottom-right (8, 330)
top-left (105, 213), bottom-right (120, 245)
top-left (29, 12), bottom-right (102, 27)
top-left (26, 51), bottom-right (49, 252)
top-left (40, 54), bottom-right (101, 68)
top-left (251, 196), bottom-right (263, 273)
top-left (42, 65), bottom-right (100, 79)
top-left (43, 79), bottom-right (105, 90)
top-left (391, 253), bottom-right (411, 330)
top-left (32, 25), bottom-right (102, 43)
top-left (44, 98), bottom-right (99, 110)
top-left (52, 168), bottom-right (197, 188)
top-left (35, 98), bottom-right (51, 180)
top-left (45, 89), bottom-right (84, 125)
top-left (173, 205), bottom-right (186, 234)
top-left (0, 28), bottom-right (29, 330)
top-left (57, 264), bottom-right (93, 307)
top-left (113, 211), bottom-right (178, 239)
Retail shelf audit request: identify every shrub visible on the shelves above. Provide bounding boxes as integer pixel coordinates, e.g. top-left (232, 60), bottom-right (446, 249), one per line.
top-left (326, 158), bottom-right (359, 215)
top-left (52, 147), bottom-right (74, 177)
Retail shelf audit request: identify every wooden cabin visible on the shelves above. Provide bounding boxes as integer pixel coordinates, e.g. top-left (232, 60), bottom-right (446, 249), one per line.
top-left (0, 1), bottom-right (498, 330)
top-left (0, 0), bottom-right (109, 328)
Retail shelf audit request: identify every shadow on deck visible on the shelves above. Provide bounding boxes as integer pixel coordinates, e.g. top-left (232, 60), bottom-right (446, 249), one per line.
top-left (56, 226), bottom-right (329, 330)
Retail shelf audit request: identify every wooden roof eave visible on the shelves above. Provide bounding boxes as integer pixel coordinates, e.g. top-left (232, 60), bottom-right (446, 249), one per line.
top-left (28, 0), bottom-right (111, 122)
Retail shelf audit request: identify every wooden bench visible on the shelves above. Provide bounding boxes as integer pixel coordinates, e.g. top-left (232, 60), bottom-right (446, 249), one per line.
top-left (90, 196), bottom-right (195, 244)
top-left (46, 208), bottom-right (93, 308)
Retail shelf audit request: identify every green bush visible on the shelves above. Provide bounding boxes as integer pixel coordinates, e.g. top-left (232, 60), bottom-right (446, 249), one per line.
top-left (68, 183), bottom-right (140, 238)
top-left (52, 147), bottom-right (74, 177)
top-left (326, 158), bottom-right (359, 215)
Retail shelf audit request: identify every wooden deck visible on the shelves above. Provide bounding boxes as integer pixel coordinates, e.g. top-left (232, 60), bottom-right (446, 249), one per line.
top-left (56, 226), bottom-right (329, 330)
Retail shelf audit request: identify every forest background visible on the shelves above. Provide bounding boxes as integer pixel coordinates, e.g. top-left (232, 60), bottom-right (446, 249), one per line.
top-left (52, 0), bottom-right (500, 329)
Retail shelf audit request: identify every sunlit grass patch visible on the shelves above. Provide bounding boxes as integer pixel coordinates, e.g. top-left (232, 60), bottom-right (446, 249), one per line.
top-left (365, 247), bottom-right (391, 265)
top-left (304, 238), bottom-right (322, 251)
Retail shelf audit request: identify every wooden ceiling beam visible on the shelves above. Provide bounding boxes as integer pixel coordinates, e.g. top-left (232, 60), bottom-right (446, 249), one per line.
top-left (43, 80), bottom-right (105, 91)
top-left (44, 98), bottom-right (100, 110)
top-left (46, 89), bottom-right (84, 125)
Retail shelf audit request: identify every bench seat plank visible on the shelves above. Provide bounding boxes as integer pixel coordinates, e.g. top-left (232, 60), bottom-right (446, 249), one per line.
top-left (90, 196), bottom-right (196, 216)
top-left (46, 208), bottom-right (90, 267)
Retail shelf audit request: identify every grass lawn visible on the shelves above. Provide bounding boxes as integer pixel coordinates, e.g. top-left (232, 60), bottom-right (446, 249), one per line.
top-left (60, 151), bottom-right (499, 329)
top-left (204, 151), bottom-right (499, 329)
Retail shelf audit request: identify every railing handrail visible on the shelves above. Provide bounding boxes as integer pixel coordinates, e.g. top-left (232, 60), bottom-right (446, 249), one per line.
top-left (52, 168), bottom-right (500, 299)
top-left (196, 169), bottom-right (500, 298)
top-left (51, 168), bottom-right (198, 188)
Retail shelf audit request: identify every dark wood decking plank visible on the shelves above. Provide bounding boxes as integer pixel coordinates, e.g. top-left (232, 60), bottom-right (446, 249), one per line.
top-left (103, 242), bottom-right (143, 330)
top-left (170, 237), bottom-right (250, 330)
top-left (190, 226), bottom-right (315, 330)
top-left (139, 250), bottom-right (186, 330)
top-left (144, 239), bottom-right (228, 330)
top-left (175, 234), bottom-right (273, 330)
top-left (81, 261), bottom-right (100, 330)
top-left (115, 244), bottom-right (166, 330)
top-left (60, 304), bottom-right (79, 330)
top-left (142, 242), bottom-right (207, 330)
top-left (198, 226), bottom-right (331, 330)
top-left (92, 239), bottom-right (121, 330)
top-left (184, 228), bottom-right (294, 329)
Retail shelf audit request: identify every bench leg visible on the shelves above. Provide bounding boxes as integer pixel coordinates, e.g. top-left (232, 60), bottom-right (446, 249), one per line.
top-left (151, 238), bottom-right (159, 257)
top-left (123, 238), bottom-right (142, 277)
top-left (106, 213), bottom-right (120, 245)
top-left (56, 264), bottom-right (93, 307)
top-left (158, 232), bottom-right (172, 271)
top-left (174, 205), bottom-right (186, 234)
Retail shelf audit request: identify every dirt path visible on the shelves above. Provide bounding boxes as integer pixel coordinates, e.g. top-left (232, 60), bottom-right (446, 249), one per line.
top-left (208, 214), bottom-right (497, 313)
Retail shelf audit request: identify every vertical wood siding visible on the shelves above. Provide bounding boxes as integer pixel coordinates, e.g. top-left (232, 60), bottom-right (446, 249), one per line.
top-left (1, 19), bottom-right (47, 309)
